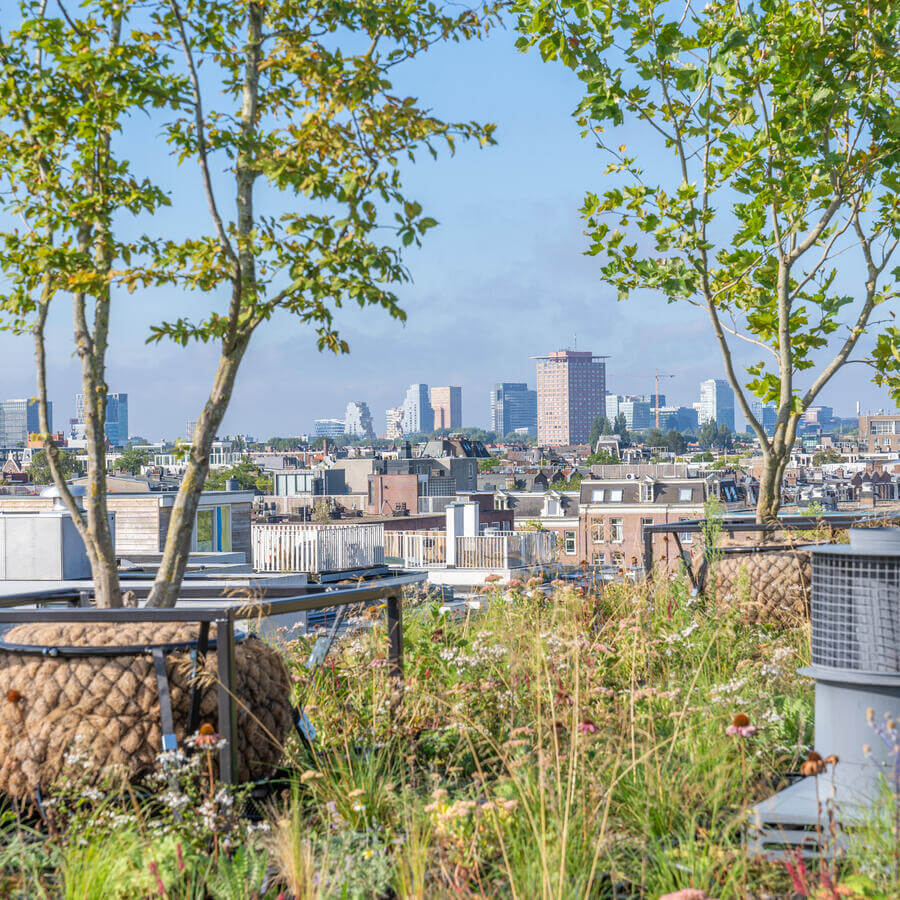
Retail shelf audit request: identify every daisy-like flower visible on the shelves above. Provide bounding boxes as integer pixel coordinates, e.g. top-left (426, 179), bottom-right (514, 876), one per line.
top-left (725, 713), bottom-right (757, 737)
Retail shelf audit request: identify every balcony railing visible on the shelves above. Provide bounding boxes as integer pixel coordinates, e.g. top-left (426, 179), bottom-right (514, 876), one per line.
top-left (252, 523), bottom-right (384, 574)
top-left (384, 529), bottom-right (556, 570)
top-left (384, 531), bottom-right (448, 568)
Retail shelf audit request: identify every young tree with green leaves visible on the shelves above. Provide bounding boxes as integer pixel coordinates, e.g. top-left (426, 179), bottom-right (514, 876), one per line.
top-left (0, 2), bottom-right (175, 606)
top-left (28, 449), bottom-right (82, 485)
top-left (142, 0), bottom-right (497, 606)
top-left (115, 447), bottom-right (151, 476)
top-left (515, 0), bottom-right (899, 522)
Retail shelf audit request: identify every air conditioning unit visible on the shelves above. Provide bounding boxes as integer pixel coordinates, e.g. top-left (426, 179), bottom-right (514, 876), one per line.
top-left (749, 527), bottom-right (900, 856)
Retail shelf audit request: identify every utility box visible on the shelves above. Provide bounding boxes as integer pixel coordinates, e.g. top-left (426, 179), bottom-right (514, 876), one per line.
top-left (0, 512), bottom-right (95, 580)
top-left (0, 485), bottom-right (114, 581)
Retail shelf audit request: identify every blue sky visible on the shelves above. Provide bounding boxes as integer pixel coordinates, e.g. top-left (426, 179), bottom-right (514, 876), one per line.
top-left (0, 21), bottom-right (894, 439)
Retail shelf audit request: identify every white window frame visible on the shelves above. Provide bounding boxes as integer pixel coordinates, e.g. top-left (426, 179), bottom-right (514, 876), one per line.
top-left (609, 489), bottom-right (623, 502)
top-left (592, 522), bottom-right (605, 544)
top-left (641, 483), bottom-right (653, 502)
top-left (678, 488), bottom-right (693, 502)
top-left (564, 530), bottom-right (576, 555)
top-left (591, 488), bottom-right (605, 502)
top-left (679, 518), bottom-right (694, 544)
top-left (610, 517), bottom-right (624, 543)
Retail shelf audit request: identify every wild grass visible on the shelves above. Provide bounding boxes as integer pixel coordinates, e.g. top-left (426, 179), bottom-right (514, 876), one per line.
top-left (1, 572), bottom-right (895, 898)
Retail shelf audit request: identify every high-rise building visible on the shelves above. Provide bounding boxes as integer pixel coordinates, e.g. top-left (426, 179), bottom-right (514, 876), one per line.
top-left (0, 398), bottom-right (48, 448)
top-left (314, 418), bottom-right (346, 438)
top-left (534, 350), bottom-right (606, 445)
top-left (400, 383), bottom-right (433, 435)
top-left (186, 418), bottom-right (199, 440)
top-left (345, 401), bottom-right (375, 439)
top-left (430, 386), bottom-right (462, 431)
top-left (385, 407), bottom-right (404, 440)
top-left (490, 383), bottom-right (537, 437)
top-left (748, 401), bottom-right (777, 436)
top-left (698, 379), bottom-right (735, 431)
top-left (74, 391), bottom-right (129, 446)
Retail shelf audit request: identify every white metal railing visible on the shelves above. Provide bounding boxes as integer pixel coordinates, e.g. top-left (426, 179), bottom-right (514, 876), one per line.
top-left (384, 530), bottom-right (448, 568)
top-left (383, 529), bottom-right (556, 570)
top-left (252, 523), bottom-right (384, 574)
top-left (457, 531), bottom-right (557, 569)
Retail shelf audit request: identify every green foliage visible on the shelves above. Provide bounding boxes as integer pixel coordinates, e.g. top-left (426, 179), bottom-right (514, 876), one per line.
top-left (209, 846), bottom-right (268, 900)
top-left (28, 449), bottom-right (80, 484)
top-left (613, 412), bottom-right (629, 441)
top-left (812, 447), bottom-right (844, 466)
top-left (588, 415), bottom-right (613, 447)
top-left (204, 456), bottom-right (270, 493)
top-left (514, 0), bottom-right (900, 516)
top-left (114, 447), bottom-right (150, 476)
top-left (644, 427), bottom-right (686, 454)
top-left (585, 448), bottom-right (619, 465)
top-left (478, 456), bottom-right (501, 472)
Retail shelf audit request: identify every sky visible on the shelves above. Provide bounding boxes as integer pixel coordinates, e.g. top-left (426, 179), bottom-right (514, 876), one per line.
top-left (0, 19), bottom-right (895, 440)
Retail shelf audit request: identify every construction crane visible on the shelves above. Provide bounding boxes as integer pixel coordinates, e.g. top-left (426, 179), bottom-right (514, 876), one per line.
top-left (608, 371), bottom-right (676, 429)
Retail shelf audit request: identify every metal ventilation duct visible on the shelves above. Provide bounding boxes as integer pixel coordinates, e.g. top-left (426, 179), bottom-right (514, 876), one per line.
top-left (750, 527), bottom-right (900, 857)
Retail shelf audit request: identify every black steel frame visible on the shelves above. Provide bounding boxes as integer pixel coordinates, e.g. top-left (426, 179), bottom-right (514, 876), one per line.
top-left (641, 512), bottom-right (900, 589)
top-left (0, 572), bottom-right (424, 784)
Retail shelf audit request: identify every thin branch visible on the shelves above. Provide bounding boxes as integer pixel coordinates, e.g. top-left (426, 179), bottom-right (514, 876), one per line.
top-left (167, 0), bottom-right (239, 271)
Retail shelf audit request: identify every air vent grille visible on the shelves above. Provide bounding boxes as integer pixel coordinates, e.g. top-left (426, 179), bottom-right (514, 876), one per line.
top-left (811, 552), bottom-right (900, 673)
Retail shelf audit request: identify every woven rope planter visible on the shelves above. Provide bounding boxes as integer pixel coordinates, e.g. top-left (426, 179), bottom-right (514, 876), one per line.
top-left (713, 544), bottom-right (812, 626)
top-left (0, 622), bottom-right (294, 799)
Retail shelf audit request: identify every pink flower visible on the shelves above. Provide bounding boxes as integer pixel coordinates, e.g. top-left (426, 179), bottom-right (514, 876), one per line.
top-left (578, 720), bottom-right (598, 734)
top-left (725, 713), bottom-right (756, 737)
top-left (659, 891), bottom-right (717, 900)
top-left (725, 724), bottom-right (758, 737)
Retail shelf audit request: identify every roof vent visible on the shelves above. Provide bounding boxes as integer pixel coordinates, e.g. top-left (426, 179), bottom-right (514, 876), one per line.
top-left (750, 525), bottom-right (900, 857)
top-left (40, 483), bottom-right (86, 511)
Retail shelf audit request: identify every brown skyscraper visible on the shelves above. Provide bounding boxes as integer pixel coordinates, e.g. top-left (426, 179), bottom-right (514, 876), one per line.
top-left (430, 386), bottom-right (462, 430)
top-left (534, 350), bottom-right (607, 446)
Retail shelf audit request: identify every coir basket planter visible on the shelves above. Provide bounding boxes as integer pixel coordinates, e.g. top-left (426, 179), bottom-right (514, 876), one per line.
top-left (712, 542), bottom-right (812, 626)
top-left (0, 621), bottom-right (293, 799)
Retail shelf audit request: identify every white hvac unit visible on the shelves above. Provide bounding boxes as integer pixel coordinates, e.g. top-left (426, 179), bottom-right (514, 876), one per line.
top-left (749, 527), bottom-right (900, 856)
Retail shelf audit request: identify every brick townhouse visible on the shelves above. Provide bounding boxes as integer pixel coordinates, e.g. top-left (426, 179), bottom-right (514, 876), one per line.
top-left (578, 472), bottom-right (747, 570)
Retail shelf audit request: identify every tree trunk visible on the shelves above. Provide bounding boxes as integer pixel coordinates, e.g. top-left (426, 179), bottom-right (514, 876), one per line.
top-left (756, 452), bottom-right (782, 524)
top-left (145, 339), bottom-right (249, 608)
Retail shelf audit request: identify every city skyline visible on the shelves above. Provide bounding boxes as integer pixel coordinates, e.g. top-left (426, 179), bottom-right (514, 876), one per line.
top-left (0, 23), bottom-right (894, 440)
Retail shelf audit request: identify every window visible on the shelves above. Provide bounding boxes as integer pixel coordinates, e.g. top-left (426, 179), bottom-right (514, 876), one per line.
top-left (592, 522), bottom-right (605, 544)
top-left (564, 530), bottom-right (576, 555)
top-left (871, 420), bottom-right (896, 435)
top-left (610, 517), bottom-right (624, 543)
top-left (679, 518), bottom-right (694, 544)
top-left (612, 551), bottom-right (625, 566)
top-left (591, 489), bottom-right (605, 502)
top-left (641, 483), bottom-right (653, 502)
top-left (196, 509), bottom-right (214, 552)
top-left (678, 488), bottom-right (693, 502)
top-left (609, 489), bottom-right (623, 502)
top-left (218, 506), bottom-right (232, 552)
top-left (194, 505), bottom-right (232, 553)
top-left (591, 551), bottom-right (606, 565)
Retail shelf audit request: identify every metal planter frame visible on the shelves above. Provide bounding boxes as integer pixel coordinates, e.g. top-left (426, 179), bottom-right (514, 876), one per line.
top-left (0, 572), bottom-right (424, 784)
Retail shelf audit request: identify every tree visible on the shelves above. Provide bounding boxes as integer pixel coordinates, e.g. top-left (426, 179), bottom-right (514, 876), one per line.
top-left (28, 450), bottom-right (81, 485)
top-left (0, 3), bottom-right (175, 606)
top-left (588, 415), bottom-right (610, 448)
top-left (478, 456), bottom-right (501, 472)
top-left (697, 420), bottom-right (719, 449)
top-left (115, 447), bottom-right (150, 476)
top-left (586, 448), bottom-right (619, 465)
top-left (812, 448), bottom-right (843, 466)
top-left (1, 0), bottom-right (497, 609)
top-left (515, 0), bottom-right (900, 522)
top-left (613, 413), bottom-right (628, 441)
top-left (205, 457), bottom-right (270, 492)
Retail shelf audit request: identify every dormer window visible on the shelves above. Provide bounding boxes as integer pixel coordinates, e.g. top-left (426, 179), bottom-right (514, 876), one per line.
top-left (679, 487), bottom-right (693, 502)
top-left (609, 489), bottom-right (623, 502)
top-left (641, 482), bottom-right (653, 502)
